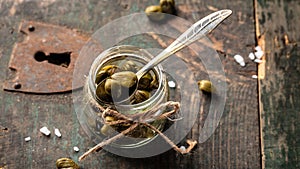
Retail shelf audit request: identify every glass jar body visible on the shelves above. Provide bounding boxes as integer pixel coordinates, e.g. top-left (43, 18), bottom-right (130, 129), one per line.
top-left (78, 45), bottom-right (169, 149)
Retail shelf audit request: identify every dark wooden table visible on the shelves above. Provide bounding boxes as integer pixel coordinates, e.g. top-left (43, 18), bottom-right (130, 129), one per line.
top-left (0, 0), bottom-right (299, 168)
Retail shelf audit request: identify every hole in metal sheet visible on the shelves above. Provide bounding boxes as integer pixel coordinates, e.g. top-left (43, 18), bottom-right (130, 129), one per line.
top-left (13, 83), bottom-right (22, 89)
top-left (34, 51), bottom-right (71, 68)
top-left (28, 25), bottom-right (35, 32)
top-left (34, 51), bottom-right (47, 62)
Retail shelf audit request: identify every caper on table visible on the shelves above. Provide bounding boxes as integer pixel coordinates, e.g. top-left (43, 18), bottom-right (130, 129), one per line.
top-left (145, 0), bottom-right (176, 21)
top-left (160, 0), bottom-right (176, 14)
top-left (198, 80), bottom-right (216, 93)
top-left (56, 158), bottom-right (80, 169)
top-left (145, 5), bottom-right (165, 21)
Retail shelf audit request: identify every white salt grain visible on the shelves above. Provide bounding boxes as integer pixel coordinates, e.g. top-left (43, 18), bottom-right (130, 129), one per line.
top-left (234, 54), bottom-right (245, 67)
top-left (168, 80), bottom-right (176, 88)
top-left (73, 146), bottom-right (80, 152)
top-left (179, 146), bottom-right (186, 152)
top-left (254, 50), bottom-right (264, 59)
top-left (25, 137), bottom-right (31, 142)
top-left (248, 52), bottom-right (255, 60)
top-left (252, 75), bottom-right (258, 79)
top-left (254, 59), bottom-right (263, 63)
top-left (54, 128), bottom-right (62, 138)
top-left (255, 46), bottom-right (262, 52)
top-left (39, 126), bottom-right (51, 136)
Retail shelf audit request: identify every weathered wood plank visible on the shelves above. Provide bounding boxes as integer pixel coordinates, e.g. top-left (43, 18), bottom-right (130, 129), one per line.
top-left (0, 0), bottom-right (260, 168)
top-left (256, 0), bottom-right (300, 168)
top-left (182, 1), bottom-right (260, 168)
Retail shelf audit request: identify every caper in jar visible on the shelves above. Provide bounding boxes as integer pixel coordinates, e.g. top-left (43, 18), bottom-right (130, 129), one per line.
top-left (95, 65), bottom-right (118, 84)
top-left (96, 80), bottom-right (112, 102)
top-left (120, 60), bottom-right (139, 72)
top-left (101, 124), bottom-right (115, 136)
top-left (131, 90), bottom-right (151, 104)
top-left (105, 116), bottom-right (115, 122)
top-left (97, 71), bottom-right (138, 102)
top-left (138, 72), bottom-right (153, 90)
top-left (104, 79), bottom-right (122, 97)
top-left (149, 73), bottom-right (159, 89)
top-left (110, 71), bottom-right (137, 89)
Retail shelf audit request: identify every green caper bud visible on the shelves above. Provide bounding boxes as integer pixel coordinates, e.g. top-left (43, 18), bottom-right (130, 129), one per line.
top-left (101, 65), bottom-right (118, 72)
top-left (145, 128), bottom-right (155, 138)
top-left (160, 0), bottom-right (176, 14)
top-left (96, 80), bottom-right (112, 102)
top-left (56, 158), bottom-right (80, 169)
top-left (132, 90), bottom-right (150, 104)
top-left (145, 5), bottom-right (165, 21)
top-left (101, 124), bottom-right (115, 136)
top-left (120, 60), bottom-right (139, 72)
top-left (111, 71), bottom-right (137, 88)
top-left (138, 72), bottom-right (153, 90)
top-left (198, 80), bottom-right (216, 93)
top-left (103, 71), bottom-right (137, 102)
top-left (150, 74), bottom-right (159, 89)
top-left (95, 65), bottom-right (118, 84)
top-left (104, 79), bottom-right (122, 97)
top-left (145, 5), bottom-right (162, 13)
top-left (105, 116), bottom-right (115, 123)
top-left (95, 70), bottom-right (108, 85)
top-left (160, 0), bottom-right (175, 7)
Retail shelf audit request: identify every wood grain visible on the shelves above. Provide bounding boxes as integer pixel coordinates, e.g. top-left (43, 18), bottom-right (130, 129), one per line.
top-left (0, 0), bottom-right (260, 168)
top-left (256, 0), bottom-right (300, 168)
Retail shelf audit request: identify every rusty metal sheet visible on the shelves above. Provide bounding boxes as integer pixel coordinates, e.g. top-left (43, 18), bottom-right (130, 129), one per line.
top-left (3, 20), bottom-right (89, 94)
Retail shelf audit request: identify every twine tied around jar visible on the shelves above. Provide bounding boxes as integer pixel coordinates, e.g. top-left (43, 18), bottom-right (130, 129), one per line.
top-left (79, 98), bottom-right (197, 161)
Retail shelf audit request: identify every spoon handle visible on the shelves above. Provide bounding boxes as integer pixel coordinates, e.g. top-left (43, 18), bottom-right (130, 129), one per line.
top-left (136, 9), bottom-right (232, 78)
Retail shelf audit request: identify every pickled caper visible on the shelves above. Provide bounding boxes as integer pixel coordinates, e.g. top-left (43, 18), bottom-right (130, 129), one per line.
top-left (120, 60), bottom-right (139, 72)
top-left (96, 80), bottom-right (112, 102)
top-left (145, 0), bottom-right (176, 21)
top-left (145, 5), bottom-right (162, 14)
top-left (95, 65), bottom-right (118, 84)
top-left (102, 65), bottom-right (118, 72)
top-left (145, 5), bottom-right (165, 21)
top-left (150, 74), bottom-right (159, 89)
top-left (198, 80), bottom-right (216, 93)
top-left (95, 70), bottom-right (109, 85)
top-left (144, 128), bottom-right (155, 138)
top-left (131, 90), bottom-right (150, 104)
top-left (138, 72), bottom-right (153, 90)
top-left (105, 116), bottom-right (115, 122)
top-left (110, 71), bottom-right (137, 88)
top-left (104, 79), bottom-right (122, 97)
top-left (160, 0), bottom-right (176, 14)
top-left (102, 71), bottom-right (138, 102)
top-left (56, 158), bottom-right (80, 169)
top-left (101, 124), bottom-right (115, 136)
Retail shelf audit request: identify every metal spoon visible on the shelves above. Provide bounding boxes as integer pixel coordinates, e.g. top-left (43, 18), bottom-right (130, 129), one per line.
top-left (97, 9), bottom-right (232, 103)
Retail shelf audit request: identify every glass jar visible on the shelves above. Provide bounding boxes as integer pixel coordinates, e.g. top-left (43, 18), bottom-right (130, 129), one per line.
top-left (76, 45), bottom-right (170, 157)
